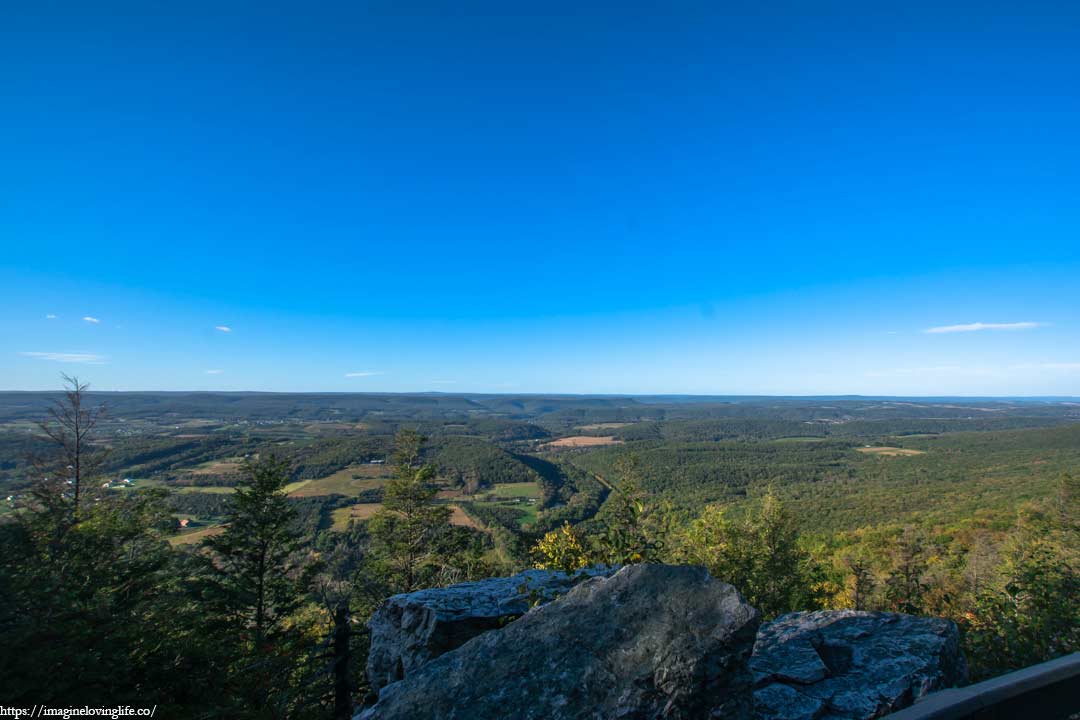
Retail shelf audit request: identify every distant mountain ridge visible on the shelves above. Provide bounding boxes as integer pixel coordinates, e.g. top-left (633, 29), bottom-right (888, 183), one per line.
top-left (0, 391), bottom-right (1077, 423)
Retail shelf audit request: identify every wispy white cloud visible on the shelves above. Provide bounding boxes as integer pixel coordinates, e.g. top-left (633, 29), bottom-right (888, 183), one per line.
top-left (205, 369), bottom-right (224, 375)
top-left (45, 314), bottom-right (57, 320)
top-left (82, 316), bottom-right (100, 324)
top-left (215, 325), bottom-right (232, 333)
top-left (925, 321), bottom-right (1044, 334)
top-left (20, 351), bottom-right (107, 364)
top-left (345, 371), bottom-right (382, 378)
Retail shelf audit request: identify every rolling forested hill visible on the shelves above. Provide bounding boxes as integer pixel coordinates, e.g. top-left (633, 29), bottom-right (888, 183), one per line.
top-left (2, 393), bottom-right (1077, 532)
top-left (1, 392), bottom-right (1076, 566)
top-left (566, 423), bottom-right (1080, 533)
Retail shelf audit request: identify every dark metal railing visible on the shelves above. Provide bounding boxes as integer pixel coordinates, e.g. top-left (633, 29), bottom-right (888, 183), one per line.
top-left (886, 652), bottom-right (1080, 719)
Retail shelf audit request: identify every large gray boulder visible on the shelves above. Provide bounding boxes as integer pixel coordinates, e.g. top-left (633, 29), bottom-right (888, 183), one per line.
top-left (366, 566), bottom-right (618, 692)
top-left (360, 564), bottom-right (761, 720)
top-left (751, 610), bottom-right (967, 720)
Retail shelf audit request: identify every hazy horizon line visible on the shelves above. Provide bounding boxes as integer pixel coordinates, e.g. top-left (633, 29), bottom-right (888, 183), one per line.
top-left (1, 388), bottom-right (1078, 401)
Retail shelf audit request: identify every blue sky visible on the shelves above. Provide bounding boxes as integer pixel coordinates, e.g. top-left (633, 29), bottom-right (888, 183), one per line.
top-left (2, 1), bottom-right (1078, 395)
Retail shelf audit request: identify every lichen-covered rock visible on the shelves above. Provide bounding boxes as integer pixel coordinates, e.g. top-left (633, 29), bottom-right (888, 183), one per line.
top-left (359, 564), bottom-right (760, 720)
top-left (751, 610), bottom-right (967, 720)
top-left (366, 566), bottom-right (618, 692)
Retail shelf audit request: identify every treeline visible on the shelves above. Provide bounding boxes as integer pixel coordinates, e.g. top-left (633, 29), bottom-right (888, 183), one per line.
top-left (458, 501), bottom-right (527, 533)
top-left (87, 431), bottom-right (545, 493)
top-left (531, 458), bottom-right (608, 532)
top-left (779, 425), bottom-right (1080, 533)
top-left (426, 437), bottom-right (540, 492)
top-left (604, 417), bottom-right (1074, 443)
top-left (412, 418), bottom-right (550, 442)
top-left (831, 416), bottom-right (1070, 436)
top-left (169, 491), bottom-right (232, 518)
top-left (571, 440), bottom-right (855, 509)
top-left (104, 436), bottom-right (252, 477)
top-left (610, 419), bottom-right (827, 442)
top-left (0, 433), bottom-right (54, 490)
top-left (290, 437), bottom-right (392, 479)
top-left (563, 424), bottom-right (1080, 531)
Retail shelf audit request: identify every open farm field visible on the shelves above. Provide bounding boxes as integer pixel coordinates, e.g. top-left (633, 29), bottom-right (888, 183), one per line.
top-left (856, 446), bottom-right (926, 456)
top-left (302, 422), bottom-right (369, 434)
top-left (187, 458), bottom-right (246, 475)
top-left (349, 463), bottom-right (392, 477)
top-left (330, 503), bottom-right (383, 530)
top-left (489, 481), bottom-right (541, 499)
top-left (448, 505), bottom-right (481, 529)
top-left (331, 500), bottom-right (481, 532)
top-left (168, 524), bottom-right (226, 545)
top-left (545, 435), bottom-right (622, 448)
top-left (175, 478), bottom-right (313, 495)
top-left (288, 465), bottom-right (388, 497)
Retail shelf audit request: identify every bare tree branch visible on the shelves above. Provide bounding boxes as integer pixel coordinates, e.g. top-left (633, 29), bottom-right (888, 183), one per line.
top-left (25, 374), bottom-right (110, 521)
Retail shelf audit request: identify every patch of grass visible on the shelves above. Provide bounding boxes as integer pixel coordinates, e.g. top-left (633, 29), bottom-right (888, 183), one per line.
top-left (349, 463), bottom-right (392, 478)
top-left (448, 504), bottom-right (481, 529)
top-left (186, 458), bottom-right (245, 475)
top-left (302, 422), bottom-right (369, 434)
top-left (469, 482), bottom-right (541, 528)
top-left (515, 504), bottom-right (538, 527)
top-left (330, 503), bottom-right (383, 531)
top-left (169, 524), bottom-right (226, 546)
top-left (288, 466), bottom-right (388, 497)
top-left (491, 481), bottom-right (540, 498)
top-left (283, 478), bottom-right (313, 494)
top-left (856, 446), bottom-right (926, 456)
top-left (544, 435), bottom-right (622, 448)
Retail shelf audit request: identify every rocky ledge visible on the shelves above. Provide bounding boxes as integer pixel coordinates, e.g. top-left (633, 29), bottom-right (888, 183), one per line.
top-left (361, 564), bottom-right (761, 719)
top-left (752, 610), bottom-right (967, 720)
top-left (366, 565), bottom-right (619, 692)
top-left (358, 565), bottom-right (967, 720)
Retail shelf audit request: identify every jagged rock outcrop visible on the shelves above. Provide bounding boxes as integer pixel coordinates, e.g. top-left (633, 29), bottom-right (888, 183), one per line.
top-left (751, 610), bottom-right (967, 720)
top-left (361, 569), bottom-right (968, 720)
top-left (366, 565), bottom-right (618, 692)
top-left (360, 564), bottom-right (761, 720)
